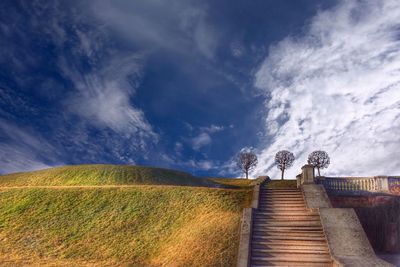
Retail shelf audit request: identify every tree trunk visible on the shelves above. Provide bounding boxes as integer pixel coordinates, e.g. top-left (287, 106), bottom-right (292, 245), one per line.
top-left (245, 170), bottom-right (248, 179)
top-left (317, 167), bottom-right (321, 177)
top-left (281, 169), bottom-right (285, 180)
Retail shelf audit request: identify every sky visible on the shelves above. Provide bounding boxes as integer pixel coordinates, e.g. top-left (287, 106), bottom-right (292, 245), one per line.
top-left (1, 0), bottom-right (399, 179)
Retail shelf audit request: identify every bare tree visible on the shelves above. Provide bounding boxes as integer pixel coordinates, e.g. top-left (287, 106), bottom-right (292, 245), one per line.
top-left (308, 150), bottom-right (330, 177)
top-left (236, 151), bottom-right (258, 179)
top-left (275, 150), bottom-right (295, 180)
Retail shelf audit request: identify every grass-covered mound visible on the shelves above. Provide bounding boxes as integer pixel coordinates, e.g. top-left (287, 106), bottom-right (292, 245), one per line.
top-left (0, 164), bottom-right (209, 187)
top-left (210, 176), bottom-right (265, 188)
top-left (266, 179), bottom-right (297, 188)
top-left (0, 186), bottom-right (251, 266)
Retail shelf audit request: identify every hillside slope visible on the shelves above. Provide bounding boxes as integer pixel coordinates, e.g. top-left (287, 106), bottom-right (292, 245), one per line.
top-left (0, 164), bottom-right (211, 187)
top-left (0, 186), bottom-right (251, 266)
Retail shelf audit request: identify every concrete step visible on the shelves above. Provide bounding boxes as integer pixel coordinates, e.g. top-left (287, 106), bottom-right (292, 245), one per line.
top-left (259, 203), bottom-right (306, 209)
top-left (257, 207), bottom-right (309, 212)
top-left (254, 211), bottom-right (318, 216)
top-left (254, 219), bottom-right (321, 225)
top-left (253, 219), bottom-right (321, 224)
top-left (252, 237), bottom-right (327, 244)
top-left (253, 230), bottom-right (325, 237)
top-left (253, 226), bottom-right (324, 232)
top-left (259, 197), bottom-right (304, 200)
top-left (252, 242), bottom-right (329, 251)
top-left (263, 188), bottom-right (300, 191)
top-left (252, 248), bottom-right (330, 256)
top-left (258, 200), bottom-right (305, 204)
top-left (261, 191), bottom-right (302, 193)
top-left (252, 235), bottom-right (327, 242)
top-left (261, 193), bottom-right (302, 195)
top-left (261, 193), bottom-right (303, 196)
top-left (251, 255), bottom-right (332, 264)
top-left (257, 207), bottom-right (308, 211)
top-left (254, 214), bottom-right (319, 219)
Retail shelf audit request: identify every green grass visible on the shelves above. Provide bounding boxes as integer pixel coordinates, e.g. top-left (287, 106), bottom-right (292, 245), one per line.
top-left (0, 186), bottom-right (251, 266)
top-left (266, 179), bottom-right (297, 188)
top-left (0, 164), bottom-right (210, 187)
top-left (210, 176), bottom-right (266, 188)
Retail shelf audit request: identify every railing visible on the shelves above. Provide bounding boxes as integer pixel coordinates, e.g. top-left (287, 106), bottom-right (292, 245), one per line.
top-left (317, 176), bottom-right (400, 195)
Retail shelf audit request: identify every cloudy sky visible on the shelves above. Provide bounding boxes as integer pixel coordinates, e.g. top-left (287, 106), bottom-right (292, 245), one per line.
top-left (1, 0), bottom-right (399, 179)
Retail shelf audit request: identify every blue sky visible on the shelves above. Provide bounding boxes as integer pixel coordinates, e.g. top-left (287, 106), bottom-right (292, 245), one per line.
top-left (1, 0), bottom-right (400, 179)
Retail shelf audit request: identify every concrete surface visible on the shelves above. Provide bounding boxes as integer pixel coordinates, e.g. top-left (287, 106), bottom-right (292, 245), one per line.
top-left (301, 183), bottom-right (393, 266)
top-left (251, 184), bottom-right (260, 209)
top-left (320, 208), bottom-right (393, 267)
top-left (302, 184), bottom-right (332, 209)
top-left (237, 208), bottom-right (252, 267)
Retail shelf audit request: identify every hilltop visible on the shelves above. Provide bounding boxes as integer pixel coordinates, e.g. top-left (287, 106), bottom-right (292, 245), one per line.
top-left (0, 164), bottom-right (257, 266)
top-left (0, 164), bottom-right (212, 187)
top-left (0, 186), bottom-right (251, 266)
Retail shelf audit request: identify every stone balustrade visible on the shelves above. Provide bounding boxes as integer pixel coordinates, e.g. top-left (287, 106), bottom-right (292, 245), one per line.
top-left (317, 176), bottom-right (400, 195)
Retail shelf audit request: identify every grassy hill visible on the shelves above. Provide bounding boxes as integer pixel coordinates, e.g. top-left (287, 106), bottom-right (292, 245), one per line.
top-left (0, 164), bottom-right (256, 266)
top-left (210, 177), bottom-right (265, 188)
top-left (0, 186), bottom-right (251, 266)
top-left (0, 164), bottom-right (211, 187)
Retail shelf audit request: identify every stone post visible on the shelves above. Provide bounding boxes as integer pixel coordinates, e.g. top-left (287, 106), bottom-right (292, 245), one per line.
top-left (301, 164), bottom-right (315, 184)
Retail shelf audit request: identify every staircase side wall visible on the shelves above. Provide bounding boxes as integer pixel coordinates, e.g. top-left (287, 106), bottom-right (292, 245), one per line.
top-left (301, 184), bottom-right (394, 267)
top-left (237, 177), bottom-right (269, 267)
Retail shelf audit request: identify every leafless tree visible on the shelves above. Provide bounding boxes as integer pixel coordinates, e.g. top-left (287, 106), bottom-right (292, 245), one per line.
top-left (308, 150), bottom-right (330, 177)
top-left (275, 150), bottom-right (295, 180)
top-left (236, 151), bottom-right (258, 179)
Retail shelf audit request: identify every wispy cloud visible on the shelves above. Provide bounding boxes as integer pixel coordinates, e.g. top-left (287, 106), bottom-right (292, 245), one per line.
top-left (0, 1), bottom-right (158, 173)
top-left (191, 124), bottom-right (225, 150)
top-left (0, 120), bottom-right (61, 174)
top-left (90, 0), bottom-right (219, 59)
top-left (253, 0), bottom-right (400, 179)
top-left (192, 133), bottom-right (212, 150)
top-left (60, 53), bottom-right (155, 137)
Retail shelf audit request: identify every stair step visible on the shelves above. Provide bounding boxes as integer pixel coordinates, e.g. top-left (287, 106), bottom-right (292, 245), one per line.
top-left (260, 197), bottom-right (304, 203)
top-left (253, 226), bottom-right (324, 232)
top-left (257, 208), bottom-right (309, 213)
top-left (261, 193), bottom-right (302, 195)
top-left (251, 255), bottom-right (332, 263)
top-left (252, 242), bottom-right (329, 251)
top-left (254, 219), bottom-right (321, 224)
top-left (254, 215), bottom-right (319, 220)
top-left (252, 231), bottom-right (325, 238)
top-left (261, 193), bottom-right (302, 196)
top-left (252, 248), bottom-right (330, 255)
top-left (259, 204), bottom-right (306, 208)
top-left (250, 187), bottom-right (332, 266)
top-left (263, 188), bottom-right (300, 191)
top-left (260, 197), bottom-right (304, 202)
top-left (254, 213), bottom-right (319, 216)
top-left (252, 235), bottom-right (327, 242)
top-left (260, 193), bottom-right (303, 195)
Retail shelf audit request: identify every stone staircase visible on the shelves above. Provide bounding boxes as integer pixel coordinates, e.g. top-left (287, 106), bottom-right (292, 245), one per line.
top-left (250, 186), bottom-right (333, 266)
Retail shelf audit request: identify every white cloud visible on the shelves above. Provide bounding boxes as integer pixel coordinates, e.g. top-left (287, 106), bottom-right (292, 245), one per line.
top-left (61, 54), bottom-right (155, 138)
top-left (254, 0), bottom-right (400, 179)
top-left (0, 120), bottom-right (61, 174)
top-left (190, 159), bottom-right (214, 171)
top-left (200, 124), bottom-right (225, 133)
top-left (231, 41), bottom-right (245, 58)
top-left (91, 1), bottom-right (219, 59)
top-left (190, 124), bottom-right (225, 150)
top-left (191, 132), bottom-right (212, 150)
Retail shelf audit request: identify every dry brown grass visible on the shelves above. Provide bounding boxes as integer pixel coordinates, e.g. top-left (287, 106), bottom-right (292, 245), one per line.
top-left (0, 186), bottom-right (251, 266)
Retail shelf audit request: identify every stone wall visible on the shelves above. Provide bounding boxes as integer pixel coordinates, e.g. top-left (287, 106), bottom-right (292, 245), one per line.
top-left (329, 195), bottom-right (400, 253)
